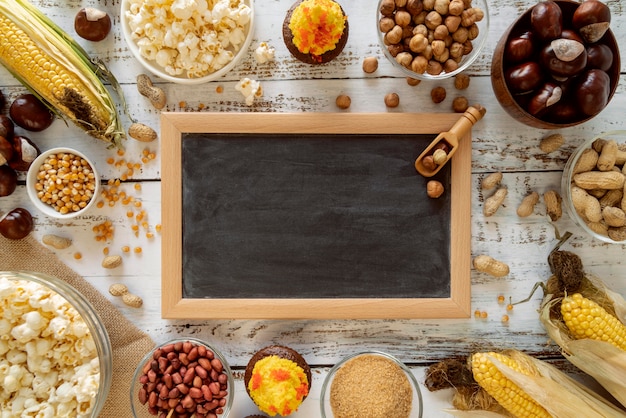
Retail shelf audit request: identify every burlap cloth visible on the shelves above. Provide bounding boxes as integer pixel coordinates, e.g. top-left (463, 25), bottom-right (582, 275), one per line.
top-left (0, 234), bottom-right (156, 417)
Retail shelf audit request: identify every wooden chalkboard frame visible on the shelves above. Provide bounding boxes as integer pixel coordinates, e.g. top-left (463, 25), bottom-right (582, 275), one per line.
top-left (161, 113), bottom-right (472, 319)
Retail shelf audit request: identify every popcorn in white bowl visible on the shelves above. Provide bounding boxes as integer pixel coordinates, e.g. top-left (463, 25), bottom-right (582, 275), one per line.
top-left (122, 0), bottom-right (254, 84)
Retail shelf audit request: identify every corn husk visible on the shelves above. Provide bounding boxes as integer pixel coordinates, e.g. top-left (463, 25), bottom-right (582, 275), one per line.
top-left (540, 273), bottom-right (626, 408)
top-left (432, 349), bottom-right (626, 418)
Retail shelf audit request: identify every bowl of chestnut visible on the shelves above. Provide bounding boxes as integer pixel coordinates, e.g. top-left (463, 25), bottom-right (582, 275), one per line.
top-left (491, 0), bottom-right (620, 129)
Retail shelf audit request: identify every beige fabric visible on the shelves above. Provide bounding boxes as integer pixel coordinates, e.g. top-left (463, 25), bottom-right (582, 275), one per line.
top-left (0, 234), bottom-right (155, 417)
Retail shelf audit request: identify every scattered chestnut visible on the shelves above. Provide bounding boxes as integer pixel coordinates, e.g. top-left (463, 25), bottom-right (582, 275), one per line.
top-left (9, 94), bottom-right (54, 132)
top-left (530, 0), bottom-right (562, 41)
top-left (0, 135), bottom-right (13, 164)
top-left (74, 7), bottom-right (112, 42)
top-left (572, 0), bottom-right (611, 44)
top-left (0, 207), bottom-right (34, 240)
top-left (527, 82), bottom-right (562, 116)
top-left (540, 38), bottom-right (587, 78)
top-left (505, 61), bottom-right (543, 93)
top-left (0, 165), bottom-right (18, 197)
top-left (9, 135), bottom-right (40, 172)
top-left (586, 43), bottom-right (613, 71)
top-left (576, 69), bottom-right (610, 116)
top-left (0, 115), bottom-right (14, 140)
top-left (504, 32), bottom-right (534, 64)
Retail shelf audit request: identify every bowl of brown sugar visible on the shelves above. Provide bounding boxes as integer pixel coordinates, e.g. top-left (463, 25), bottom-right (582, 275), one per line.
top-left (320, 351), bottom-right (423, 418)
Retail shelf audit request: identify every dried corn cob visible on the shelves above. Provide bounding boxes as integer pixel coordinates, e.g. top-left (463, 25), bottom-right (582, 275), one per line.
top-left (0, 0), bottom-right (125, 147)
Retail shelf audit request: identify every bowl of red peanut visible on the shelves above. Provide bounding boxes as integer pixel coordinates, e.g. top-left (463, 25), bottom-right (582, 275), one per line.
top-left (26, 147), bottom-right (100, 219)
top-left (130, 338), bottom-right (234, 418)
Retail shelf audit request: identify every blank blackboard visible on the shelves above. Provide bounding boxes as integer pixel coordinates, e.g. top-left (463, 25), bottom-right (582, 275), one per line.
top-left (161, 113), bottom-right (472, 319)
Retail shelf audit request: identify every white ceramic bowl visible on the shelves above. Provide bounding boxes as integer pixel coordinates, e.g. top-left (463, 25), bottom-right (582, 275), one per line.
top-left (130, 337), bottom-right (234, 418)
top-left (26, 147), bottom-right (100, 219)
top-left (320, 350), bottom-right (423, 417)
top-left (0, 271), bottom-right (112, 416)
top-left (377, 0), bottom-right (489, 80)
top-left (562, 130), bottom-right (626, 244)
top-left (121, 0), bottom-right (255, 84)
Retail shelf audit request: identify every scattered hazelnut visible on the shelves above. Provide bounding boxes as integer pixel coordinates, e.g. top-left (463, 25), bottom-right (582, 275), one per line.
top-left (452, 96), bottom-right (469, 113)
top-left (362, 56), bottom-right (379, 73)
top-left (406, 77), bottom-right (421, 86)
top-left (74, 7), bottom-right (111, 42)
top-left (384, 92), bottom-right (400, 108)
top-left (430, 86), bottom-right (447, 103)
top-left (427, 180), bottom-right (445, 198)
top-left (335, 94), bottom-right (351, 109)
top-left (422, 155), bottom-right (437, 172)
top-left (454, 73), bottom-right (470, 90)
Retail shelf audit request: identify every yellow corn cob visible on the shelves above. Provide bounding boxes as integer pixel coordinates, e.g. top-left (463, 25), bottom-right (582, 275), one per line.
top-left (471, 352), bottom-right (552, 418)
top-left (561, 293), bottom-right (626, 351)
top-left (0, 0), bottom-right (124, 147)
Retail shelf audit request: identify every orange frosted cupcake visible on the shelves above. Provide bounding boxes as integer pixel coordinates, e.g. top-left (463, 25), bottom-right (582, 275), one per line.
top-left (283, 0), bottom-right (349, 64)
top-left (244, 345), bottom-right (311, 416)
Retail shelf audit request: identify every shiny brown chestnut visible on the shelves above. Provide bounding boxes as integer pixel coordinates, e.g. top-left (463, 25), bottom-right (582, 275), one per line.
top-left (0, 165), bottom-right (18, 197)
top-left (9, 94), bottom-right (54, 132)
top-left (545, 100), bottom-right (580, 123)
top-left (9, 135), bottom-right (40, 172)
top-left (0, 207), bottom-right (34, 240)
top-left (572, 0), bottom-right (611, 44)
top-left (504, 32), bottom-right (534, 64)
top-left (576, 69), bottom-right (610, 116)
top-left (74, 7), bottom-right (112, 42)
top-left (0, 115), bottom-right (14, 140)
top-left (527, 82), bottom-right (562, 116)
top-left (530, 0), bottom-right (562, 41)
top-left (505, 61), bottom-right (543, 93)
top-left (560, 29), bottom-right (584, 44)
top-left (587, 43), bottom-right (613, 71)
top-left (540, 38), bottom-right (587, 78)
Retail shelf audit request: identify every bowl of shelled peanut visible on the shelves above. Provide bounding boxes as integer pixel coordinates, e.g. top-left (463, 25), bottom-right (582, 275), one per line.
top-left (377, 0), bottom-right (489, 80)
top-left (130, 338), bottom-right (234, 418)
top-left (562, 131), bottom-right (626, 243)
top-left (26, 147), bottom-right (100, 219)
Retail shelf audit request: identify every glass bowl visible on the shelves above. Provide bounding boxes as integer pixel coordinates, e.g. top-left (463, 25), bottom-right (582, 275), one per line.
top-left (0, 271), bottom-right (112, 416)
top-left (377, 0), bottom-right (489, 80)
top-left (320, 350), bottom-right (423, 418)
top-left (130, 337), bottom-right (234, 418)
top-left (26, 147), bottom-right (100, 219)
top-left (562, 130), bottom-right (626, 244)
top-left (491, 0), bottom-right (620, 129)
top-left (121, 0), bottom-right (255, 84)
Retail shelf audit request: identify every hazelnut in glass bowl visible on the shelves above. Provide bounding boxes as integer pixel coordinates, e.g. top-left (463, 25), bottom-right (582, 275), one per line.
top-left (377, 0), bottom-right (489, 80)
top-left (491, 0), bottom-right (620, 129)
top-left (562, 130), bottom-right (626, 244)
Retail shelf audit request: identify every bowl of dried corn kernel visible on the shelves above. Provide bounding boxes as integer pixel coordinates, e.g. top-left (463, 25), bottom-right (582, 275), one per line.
top-left (26, 147), bottom-right (100, 219)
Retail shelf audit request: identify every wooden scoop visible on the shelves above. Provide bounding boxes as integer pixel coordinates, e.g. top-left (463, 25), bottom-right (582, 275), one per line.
top-left (415, 105), bottom-right (486, 177)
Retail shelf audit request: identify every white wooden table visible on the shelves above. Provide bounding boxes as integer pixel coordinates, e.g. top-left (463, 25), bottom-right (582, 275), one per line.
top-left (1, 0), bottom-right (625, 416)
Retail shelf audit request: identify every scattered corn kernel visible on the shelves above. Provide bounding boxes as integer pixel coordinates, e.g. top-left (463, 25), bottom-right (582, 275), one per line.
top-left (480, 311), bottom-right (488, 319)
top-left (134, 246), bottom-right (142, 254)
top-left (501, 314), bottom-right (509, 323)
top-left (506, 304), bottom-right (514, 312)
top-left (474, 309), bottom-right (481, 318)
top-left (122, 246), bottom-right (130, 253)
top-left (497, 295), bottom-right (505, 304)
top-left (73, 252), bottom-right (82, 260)
top-left (103, 247), bottom-right (109, 255)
